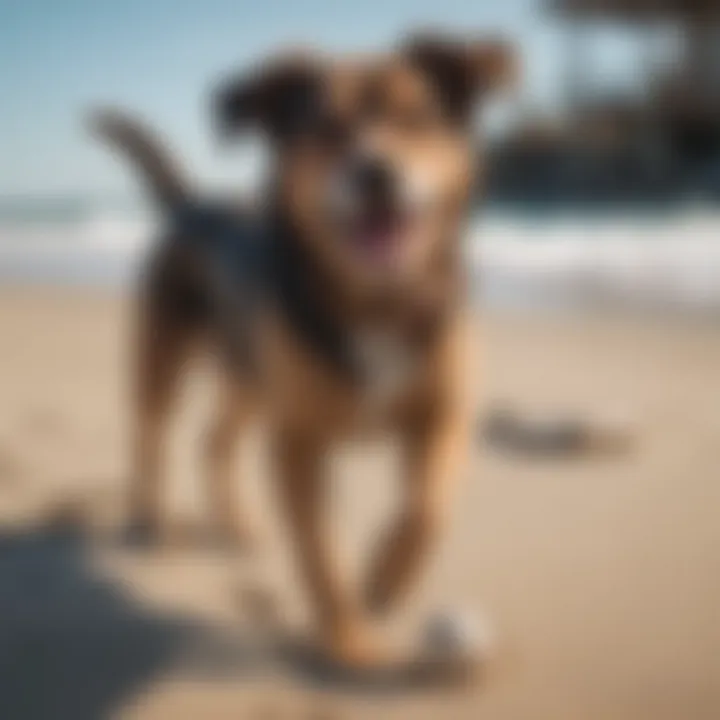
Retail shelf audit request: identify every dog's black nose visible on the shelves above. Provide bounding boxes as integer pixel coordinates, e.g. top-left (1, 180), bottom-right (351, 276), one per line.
top-left (352, 157), bottom-right (396, 204)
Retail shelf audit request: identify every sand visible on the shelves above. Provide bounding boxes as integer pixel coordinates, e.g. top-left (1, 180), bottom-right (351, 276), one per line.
top-left (0, 285), bottom-right (719, 720)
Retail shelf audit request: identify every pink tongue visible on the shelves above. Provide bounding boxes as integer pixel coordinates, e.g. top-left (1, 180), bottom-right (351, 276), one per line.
top-left (357, 216), bottom-right (400, 260)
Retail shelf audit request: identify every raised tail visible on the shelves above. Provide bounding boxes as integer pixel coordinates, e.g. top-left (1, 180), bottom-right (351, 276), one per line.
top-left (88, 108), bottom-right (191, 211)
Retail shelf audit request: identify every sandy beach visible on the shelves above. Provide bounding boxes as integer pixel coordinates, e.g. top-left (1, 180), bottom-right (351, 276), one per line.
top-left (0, 285), bottom-right (719, 720)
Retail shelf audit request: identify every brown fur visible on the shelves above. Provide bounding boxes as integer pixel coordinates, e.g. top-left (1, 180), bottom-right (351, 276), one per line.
top-left (94, 32), bottom-right (516, 673)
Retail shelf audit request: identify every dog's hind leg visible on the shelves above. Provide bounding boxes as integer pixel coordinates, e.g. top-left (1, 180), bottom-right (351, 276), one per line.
top-left (203, 369), bottom-right (257, 550)
top-left (128, 297), bottom-right (195, 544)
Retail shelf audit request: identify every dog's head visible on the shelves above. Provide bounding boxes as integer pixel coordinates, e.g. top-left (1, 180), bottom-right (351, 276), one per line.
top-left (215, 33), bottom-right (516, 293)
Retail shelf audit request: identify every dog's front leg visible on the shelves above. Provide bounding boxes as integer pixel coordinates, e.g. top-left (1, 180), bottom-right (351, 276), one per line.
top-left (364, 400), bottom-right (470, 616)
top-left (274, 430), bottom-right (380, 668)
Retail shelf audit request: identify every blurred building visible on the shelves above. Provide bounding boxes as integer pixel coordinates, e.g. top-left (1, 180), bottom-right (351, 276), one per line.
top-left (487, 0), bottom-right (720, 206)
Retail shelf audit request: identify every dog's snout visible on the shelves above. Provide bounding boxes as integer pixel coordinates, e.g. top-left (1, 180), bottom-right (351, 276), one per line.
top-left (352, 157), bottom-right (396, 203)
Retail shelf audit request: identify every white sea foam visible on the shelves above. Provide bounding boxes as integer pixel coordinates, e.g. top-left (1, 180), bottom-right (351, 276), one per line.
top-left (469, 209), bottom-right (720, 312)
top-left (1, 207), bottom-right (720, 312)
top-left (0, 211), bottom-right (155, 284)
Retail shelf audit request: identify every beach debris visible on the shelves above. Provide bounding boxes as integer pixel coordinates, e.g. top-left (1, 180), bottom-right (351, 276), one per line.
top-left (481, 405), bottom-right (636, 458)
top-left (411, 608), bottom-right (495, 688)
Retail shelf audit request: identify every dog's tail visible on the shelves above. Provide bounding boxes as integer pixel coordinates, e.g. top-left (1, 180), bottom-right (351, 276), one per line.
top-left (87, 108), bottom-right (190, 211)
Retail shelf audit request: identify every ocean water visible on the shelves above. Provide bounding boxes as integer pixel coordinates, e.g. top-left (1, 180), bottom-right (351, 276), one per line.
top-left (1, 199), bottom-right (720, 313)
top-left (0, 199), bottom-right (153, 286)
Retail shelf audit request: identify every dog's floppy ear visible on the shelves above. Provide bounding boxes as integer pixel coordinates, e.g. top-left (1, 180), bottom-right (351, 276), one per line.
top-left (214, 51), bottom-right (323, 141)
top-left (403, 33), bottom-right (517, 120)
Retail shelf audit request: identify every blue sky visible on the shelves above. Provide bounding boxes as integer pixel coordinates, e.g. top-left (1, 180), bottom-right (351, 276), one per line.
top-left (0, 0), bottom-right (646, 197)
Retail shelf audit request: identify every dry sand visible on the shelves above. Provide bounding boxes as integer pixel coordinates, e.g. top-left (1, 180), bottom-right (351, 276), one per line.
top-left (0, 286), bottom-right (719, 720)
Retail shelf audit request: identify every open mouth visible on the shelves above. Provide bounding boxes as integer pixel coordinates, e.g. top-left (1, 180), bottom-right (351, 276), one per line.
top-left (346, 205), bottom-right (411, 266)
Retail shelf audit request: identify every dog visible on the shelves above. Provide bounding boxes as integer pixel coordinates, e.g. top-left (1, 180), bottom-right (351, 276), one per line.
top-left (92, 31), bottom-right (516, 673)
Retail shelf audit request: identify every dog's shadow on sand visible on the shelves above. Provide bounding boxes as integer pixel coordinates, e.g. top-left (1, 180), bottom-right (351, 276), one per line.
top-left (0, 509), bottom-right (451, 720)
top-left (0, 520), bottom-right (263, 720)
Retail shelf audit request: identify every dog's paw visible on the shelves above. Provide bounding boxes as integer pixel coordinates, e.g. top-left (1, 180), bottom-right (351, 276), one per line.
top-left (324, 624), bottom-right (393, 676)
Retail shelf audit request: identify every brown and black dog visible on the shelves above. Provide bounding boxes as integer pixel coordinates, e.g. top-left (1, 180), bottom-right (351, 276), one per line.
top-left (92, 32), bottom-right (516, 672)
